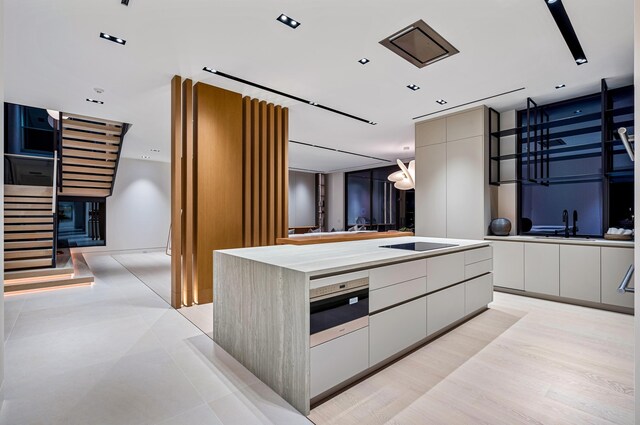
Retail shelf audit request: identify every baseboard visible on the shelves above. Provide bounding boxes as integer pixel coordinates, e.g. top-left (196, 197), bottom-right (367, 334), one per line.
top-left (72, 247), bottom-right (166, 256)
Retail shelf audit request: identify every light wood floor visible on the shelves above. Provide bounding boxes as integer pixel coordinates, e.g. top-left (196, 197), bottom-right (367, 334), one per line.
top-left (309, 292), bottom-right (634, 425)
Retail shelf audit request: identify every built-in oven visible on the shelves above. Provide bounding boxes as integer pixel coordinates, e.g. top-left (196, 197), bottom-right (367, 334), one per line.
top-left (310, 275), bottom-right (369, 347)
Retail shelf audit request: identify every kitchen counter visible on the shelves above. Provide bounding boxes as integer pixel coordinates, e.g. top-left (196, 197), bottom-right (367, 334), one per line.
top-left (213, 237), bottom-right (493, 414)
top-left (485, 235), bottom-right (634, 248)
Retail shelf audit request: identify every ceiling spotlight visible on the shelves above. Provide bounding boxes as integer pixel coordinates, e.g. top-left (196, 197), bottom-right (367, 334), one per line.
top-left (141, 155), bottom-right (150, 159)
top-left (369, 121), bottom-right (378, 125)
top-left (403, 146), bottom-right (410, 151)
top-left (150, 149), bottom-right (161, 152)
top-left (576, 58), bottom-right (588, 65)
top-left (555, 84), bottom-right (566, 89)
top-left (203, 67), bottom-right (218, 74)
top-left (121, 0), bottom-right (130, 5)
top-left (94, 87), bottom-right (105, 94)
top-left (573, 110), bottom-right (582, 114)
top-left (309, 101), bottom-right (318, 106)
top-left (358, 58), bottom-right (370, 65)
top-left (86, 98), bottom-right (104, 104)
top-left (100, 32), bottom-right (126, 45)
top-left (277, 14), bottom-right (301, 29)
top-left (436, 99), bottom-right (447, 105)
top-left (407, 84), bottom-right (420, 91)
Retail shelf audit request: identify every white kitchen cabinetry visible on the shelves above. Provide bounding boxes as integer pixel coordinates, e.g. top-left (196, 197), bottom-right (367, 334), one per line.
top-left (492, 241), bottom-right (524, 290)
top-left (310, 327), bottom-right (369, 398)
top-left (426, 284), bottom-right (465, 336)
top-left (601, 247), bottom-right (634, 308)
top-left (426, 252), bottom-right (465, 292)
top-left (369, 259), bottom-right (426, 291)
top-left (559, 245), bottom-right (601, 303)
top-left (524, 243), bottom-right (559, 295)
top-left (369, 297), bottom-right (427, 366)
top-left (369, 277), bottom-right (427, 312)
top-left (415, 144), bottom-right (447, 238)
top-left (465, 273), bottom-right (494, 314)
top-left (415, 106), bottom-right (490, 240)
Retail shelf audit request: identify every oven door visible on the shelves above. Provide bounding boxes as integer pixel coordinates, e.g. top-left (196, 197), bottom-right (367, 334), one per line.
top-left (310, 287), bottom-right (369, 347)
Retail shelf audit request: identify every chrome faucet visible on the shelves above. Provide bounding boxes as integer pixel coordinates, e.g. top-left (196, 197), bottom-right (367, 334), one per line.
top-left (572, 210), bottom-right (578, 237)
top-left (562, 209), bottom-right (569, 238)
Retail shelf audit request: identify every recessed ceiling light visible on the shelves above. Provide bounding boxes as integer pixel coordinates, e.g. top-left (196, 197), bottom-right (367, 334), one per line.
top-left (309, 101), bottom-right (318, 106)
top-left (141, 155), bottom-right (150, 159)
top-left (203, 67), bottom-right (218, 74)
top-left (86, 98), bottom-right (104, 104)
top-left (277, 14), bottom-right (300, 29)
top-left (94, 87), bottom-right (105, 94)
top-left (150, 149), bottom-right (160, 152)
top-left (369, 121), bottom-right (378, 125)
top-left (403, 146), bottom-right (410, 151)
top-left (121, 0), bottom-right (130, 5)
top-left (407, 84), bottom-right (420, 91)
top-left (100, 32), bottom-right (126, 45)
top-left (436, 99), bottom-right (447, 105)
top-left (358, 58), bottom-right (370, 65)
top-left (574, 110), bottom-right (582, 114)
top-left (555, 84), bottom-right (566, 89)
top-left (575, 58), bottom-right (588, 65)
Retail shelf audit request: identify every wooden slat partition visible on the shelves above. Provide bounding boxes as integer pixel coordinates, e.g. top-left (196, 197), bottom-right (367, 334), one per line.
top-left (4, 185), bottom-right (54, 271)
top-left (170, 78), bottom-right (289, 307)
top-left (59, 113), bottom-right (126, 197)
top-left (170, 75), bottom-right (183, 309)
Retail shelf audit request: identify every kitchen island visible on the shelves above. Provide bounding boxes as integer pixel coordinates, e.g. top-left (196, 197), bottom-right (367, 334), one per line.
top-left (213, 236), bottom-right (493, 414)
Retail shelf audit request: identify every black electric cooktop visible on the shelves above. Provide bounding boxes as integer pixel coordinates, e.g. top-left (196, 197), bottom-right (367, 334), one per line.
top-left (380, 242), bottom-right (458, 252)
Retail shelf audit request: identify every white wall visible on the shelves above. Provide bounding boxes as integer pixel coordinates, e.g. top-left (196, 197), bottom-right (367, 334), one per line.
top-left (288, 170), bottom-right (316, 227)
top-left (326, 172), bottom-right (345, 231)
top-left (78, 158), bottom-right (171, 253)
top-left (0, 0), bottom-right (5, 399)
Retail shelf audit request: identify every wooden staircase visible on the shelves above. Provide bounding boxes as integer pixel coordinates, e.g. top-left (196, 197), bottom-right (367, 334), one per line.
top-left (4, 185), bottom-right (55, 270)
top-left (60, 113), bottom-right (127, 198)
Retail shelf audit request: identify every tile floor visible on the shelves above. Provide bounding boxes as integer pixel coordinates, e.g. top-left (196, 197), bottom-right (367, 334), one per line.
top-left (0, 253), bottom-right (311, 425)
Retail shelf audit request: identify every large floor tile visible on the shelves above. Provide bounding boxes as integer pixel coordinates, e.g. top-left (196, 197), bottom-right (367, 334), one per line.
top-left (155, 404), bottom-right (222, 425)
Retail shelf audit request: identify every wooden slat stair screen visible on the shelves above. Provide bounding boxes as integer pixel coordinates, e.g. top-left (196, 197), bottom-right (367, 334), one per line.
top-left (241, 97), bottom-right (289, 247)
top-left (4, 185), bottom-right (54, 271)
top-left (60, 114), bottom-right (126, 197)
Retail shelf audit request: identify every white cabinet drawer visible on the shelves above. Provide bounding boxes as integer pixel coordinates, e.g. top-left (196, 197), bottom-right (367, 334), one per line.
top-left (427, 252), bottom-right (465, 292)
top-left (310, 327), bottom-right (369, 398)
top-left (465, 259), bottom-right (492, 280)
top-left (601, 247), bottom-right (634, 308)
top-left (369, 259), bottom-right (426, 290)
top-left (560, 245), bottom-right (600, 303)
top-left (369, 277), bottom-right (427, 313)
top-left (465, 246), bottom-right (492, 265)
top-left (369, 297), bottom-right (427, 366)
top-left (427, 284), bottom-right (465, 336)
top-left (465, 273), bottom-right (493, 314)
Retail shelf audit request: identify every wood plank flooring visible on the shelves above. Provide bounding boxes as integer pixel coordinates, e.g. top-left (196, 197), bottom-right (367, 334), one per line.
top-left (309, 293), bottom-right (634, 425)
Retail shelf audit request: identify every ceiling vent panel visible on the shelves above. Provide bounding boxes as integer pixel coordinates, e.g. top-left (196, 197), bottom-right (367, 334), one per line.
top-left (380, 20), bottom-right (459, 69)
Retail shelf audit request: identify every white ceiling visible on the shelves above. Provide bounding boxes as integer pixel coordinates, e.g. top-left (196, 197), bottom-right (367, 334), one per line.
top-left (3, 0), bottom-right (634, 173)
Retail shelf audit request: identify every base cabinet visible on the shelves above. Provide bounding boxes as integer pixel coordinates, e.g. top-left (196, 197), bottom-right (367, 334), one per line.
top-left (601, 247), bottom-right (634, 308)
top-left (310, 327), bottom-right (369, 398)
top-left (524, 243), bottom-right (559, 296)
top-left (493, 241), bottom-right (524, 290)
top-left (465, 273), bottom-right (493, 314)
top-left (560, 245), bottom-right (601, 303)
top-left (369, 297), bottom-right (427, 366)
top-left (427, 284), bottom-right (465, 336)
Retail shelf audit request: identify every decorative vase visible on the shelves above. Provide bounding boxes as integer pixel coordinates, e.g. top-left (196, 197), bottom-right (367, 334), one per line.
top-left (490, 218), bottom-right (512, 236)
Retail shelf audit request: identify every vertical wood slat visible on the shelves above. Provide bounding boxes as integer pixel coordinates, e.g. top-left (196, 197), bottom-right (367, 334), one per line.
top-left (267, 104), bottom-right (276, 245)
top-left (182, 79), bottom-right (194, 307)
top-left (275, 106), bottom-right (283, 239)
top-left (242, 97), bottom-right (252, 247)
top-left (170, 75), bottom-right (182, 309)
top-left (251, 99), bottom-right (260, 246)
top-left (259, 101), bottom-right (268, 246)
top-left (282, 108), bottom-right (289, 234)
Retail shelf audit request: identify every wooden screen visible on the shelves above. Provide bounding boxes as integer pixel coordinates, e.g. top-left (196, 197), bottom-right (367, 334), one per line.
top-left (170, 77), bottom-right (289, 307)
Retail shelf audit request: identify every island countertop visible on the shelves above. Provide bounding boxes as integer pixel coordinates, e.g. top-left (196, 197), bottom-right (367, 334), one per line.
top-left (215, 236), bottom-right (491, 277)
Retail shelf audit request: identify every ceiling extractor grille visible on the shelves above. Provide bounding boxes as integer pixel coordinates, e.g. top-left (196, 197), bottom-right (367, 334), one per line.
top-left (380, 20), bottom-right (459, 69)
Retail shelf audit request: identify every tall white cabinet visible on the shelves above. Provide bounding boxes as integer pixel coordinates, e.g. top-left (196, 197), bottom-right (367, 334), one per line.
top-left (415, 106), bottom-right (491, 240)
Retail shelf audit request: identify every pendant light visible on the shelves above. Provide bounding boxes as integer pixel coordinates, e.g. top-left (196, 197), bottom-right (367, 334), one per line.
top-left (387, 159), bottom-right (415, 190)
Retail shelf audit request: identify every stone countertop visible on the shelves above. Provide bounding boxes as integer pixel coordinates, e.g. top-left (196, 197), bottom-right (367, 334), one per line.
top-left (485, 235), bottom-right (634, 248)
top-left (215, 236), bottom-right (490, 277)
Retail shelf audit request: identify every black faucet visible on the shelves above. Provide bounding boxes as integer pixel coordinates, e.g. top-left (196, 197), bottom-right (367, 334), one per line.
top-left (563, 209), bottom-right (569, 238)
top-left (572, 210), bottom-right (578, 237)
